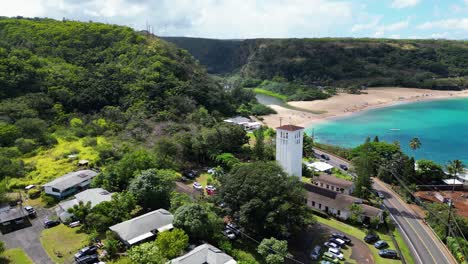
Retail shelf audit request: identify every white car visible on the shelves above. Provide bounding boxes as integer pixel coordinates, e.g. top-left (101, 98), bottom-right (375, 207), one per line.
top-left (192, 182), bottom-right (203, 190)
top-left (206, 185), bottom-right (216, 191)
top-left (333, 238), bottom-right (346, 246)
top-left (328, 248), bottom-right (344, 260)
top-left (324, 241), bottom-right (339, 249)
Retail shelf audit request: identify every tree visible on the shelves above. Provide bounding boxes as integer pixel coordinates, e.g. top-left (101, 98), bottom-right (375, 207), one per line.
top-left (214, 153), bottom-right (240, 170)
top-left (409, 137), bottom-right (421, 153)
top-left (0, 240), bottom-right (4, 255)
top-left (373, 136), bottom-right (379, 142)
top-left (352, 144), bottom-right (375, 199)
top-left (169, 192), bottom-right (192, 212)
top-left (128, 242), bottom-right (166, 264)
top-left (219, 161), bottom-right (313, 238)
top-left (173, 204), bottom-right (212, 240)
top-left (447, 160), bottom-right (465, 177)
top-left (349, 204), bottom-right (364, 225)
top-left (128, 169), bottom-right (176, 210)
top-left (67, 201), bottom-right (92, 225)
top-left (155, 228), bottom-right (189, 259)
top-left (0, 122), bottom-right (20, 146)
top-left (303, 133), bottom-right (314, 157)
top-left (153, 137), bottom-right (181, 170)
top-left (253, 127), bottom-right (266, 160)
top-left (257, 237), bottom-right (291, 264)
top-left (416, 160), bottom-right (445, 183)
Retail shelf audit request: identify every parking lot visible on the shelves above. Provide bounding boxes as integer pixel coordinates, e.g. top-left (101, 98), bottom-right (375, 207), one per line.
top-left (289, 223), bottom-right (375, 264)
top-left (0, 206), bottom-right (54, 264)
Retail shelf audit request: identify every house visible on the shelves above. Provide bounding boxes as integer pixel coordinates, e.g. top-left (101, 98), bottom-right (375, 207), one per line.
top-left (313, 174), bottom-right (355, 195)
top-left (109, 209), bottom-right (174, 247)
top-left (223, 116), bottom-right (262, 131)
top-left (307, 161), bottom-right (334, 174)
top-left (0, 206), bottom-right (28, 233)
top-left (276, 124), bottom-right (304, 179)
top-left (170, 243), bottom-right (237, 264)
top-left (43, 170), bottom-right (99, 199)
top-left (456, 173), bottom-right (468, 186)
top-left (55, 188), bottom-right (113, 222)
top-left (305, 184), bottom-right (383, 223)
top-left (443, 179), bottom-right (464, 186)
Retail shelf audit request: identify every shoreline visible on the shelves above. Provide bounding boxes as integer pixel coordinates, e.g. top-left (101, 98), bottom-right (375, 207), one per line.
top-left (259, 87), bottom-right (468, 129)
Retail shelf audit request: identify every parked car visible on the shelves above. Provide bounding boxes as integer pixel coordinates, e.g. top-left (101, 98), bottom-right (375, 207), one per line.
top-left (339, 164), bottom-right (348, 170)
top-left (75, 254), bottom-right (98, 264)
top-left (192, 182), bottom-right (203, 190)
top-left (43, 219), bottom-right (60, 229)
top-left (379, 249), bottom-right (398, 259)
top-left (309, 245), bottom-right (322, 260)
top-left (320, 261), bottom-right (334, 264)
top-left (377, 191), bottom-right (385, 199)
top-left (328, 247), bottom-right (344, 260)
top-left (24, 206), bottom-right (37, 218)
top-left (374, 240), bottom-right (388, 249)
top-left (329, 237), bottom-right (346, 247)
top-left (331, 232), bottom-right (351, 244)
top-left (184, 170), bottom-right (198, 179)
top-left (321, 154), bottom-right (330, 160)
top-left (323, 241), bottom-right (340, 249)
top-left (206, 185), bottom-right (217, 195)
top-left (24, 184), bottom-right (36, 191)
top-left (226, 223), bottom-right (241, 235)
top-left (364, 233), bottom-right (379, 243)
top-left (322, 252), bottom-right (339, 263)
top-left (74, 246), bottom-right (98, 260)
top-left (223, 229), bottom-right (236, 240)
top-left (69, 221), bottom-right (81, 228)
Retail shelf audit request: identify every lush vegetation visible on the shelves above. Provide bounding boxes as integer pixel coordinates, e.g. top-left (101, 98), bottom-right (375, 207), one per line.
top-left (164, 37), bottom-right (468, 90)
top-left (1, 248), bottom-right (34, 264)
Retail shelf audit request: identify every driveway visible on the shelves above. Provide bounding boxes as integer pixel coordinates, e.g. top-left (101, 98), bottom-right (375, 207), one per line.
top-left (0, 206), bottom-right (53, 264)
top-left (289, 223), bottom-right (374, 264)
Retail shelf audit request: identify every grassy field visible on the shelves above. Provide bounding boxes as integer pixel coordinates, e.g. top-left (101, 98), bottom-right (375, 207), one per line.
top-left (9, 136), bottom-right (106, 188)
top-left (40, 224), bottom-right (89, 264)
top-left (393, 228), bottom-right (415, 264)
top-left (2, 248), bottom-right (34, 264)
top-left (253, 88), bottom-right (288, 101)
top-left (315, 217), bottom-right (402, 264)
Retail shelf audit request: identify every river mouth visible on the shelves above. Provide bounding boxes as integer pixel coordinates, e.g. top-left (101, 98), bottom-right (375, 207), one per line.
top-left (255, 94), bottom-right (327, 114)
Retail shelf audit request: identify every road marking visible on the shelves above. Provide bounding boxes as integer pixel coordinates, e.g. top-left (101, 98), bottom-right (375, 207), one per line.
top-left (385, 195), bottom-right (438, 264)
top-left (384, 203), bottom-right (423, 264)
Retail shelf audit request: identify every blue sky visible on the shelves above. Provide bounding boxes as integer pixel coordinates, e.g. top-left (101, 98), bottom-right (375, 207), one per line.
top-left (1, 0), bottom-right (467, 39)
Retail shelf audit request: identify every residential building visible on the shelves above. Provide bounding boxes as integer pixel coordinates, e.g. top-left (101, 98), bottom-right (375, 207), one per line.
top-left (170, 243), bottom-right (237, 264)
top-left (305, 184), bottom-right (383, 223)
top-left (55, 188), bottom-right (113, 222)
top-left (313, 174), bottom-right (355, 195)
top-left (43, 170), bottom-right (98, 199)
top-left (223, 116), bottom-right (261, 131)
top-left (109, 209), bottom-right (174, 247)
top-left (0, 206), bottom-right (28, 233)
top-left (276, 124), bottom-right (304, 179)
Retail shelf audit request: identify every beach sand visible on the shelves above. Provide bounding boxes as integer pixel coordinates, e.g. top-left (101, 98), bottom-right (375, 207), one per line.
top-left (259, 87), bottom-right (468, 129)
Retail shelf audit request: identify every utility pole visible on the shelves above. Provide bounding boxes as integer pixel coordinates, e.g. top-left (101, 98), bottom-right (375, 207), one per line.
top-left (279, 117), bottom-right (283, 127)
top-left (445, 171), bottom-right (457, 241)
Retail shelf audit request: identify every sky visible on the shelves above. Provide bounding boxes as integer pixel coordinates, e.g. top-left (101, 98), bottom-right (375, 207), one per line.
top-left (1, 0), bottom-right (467, 39)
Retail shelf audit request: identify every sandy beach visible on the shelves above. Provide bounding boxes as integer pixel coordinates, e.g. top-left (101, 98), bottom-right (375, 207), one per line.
top-left (260, 87), bottom-right (468, 129)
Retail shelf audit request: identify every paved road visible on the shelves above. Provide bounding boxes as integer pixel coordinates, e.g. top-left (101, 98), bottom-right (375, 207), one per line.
top-left (0, 206), bottom-right (53, 264)
top-left (313, 147), bottom-right (457, 264)
top-left (312, 148), bottom-right (355, 176)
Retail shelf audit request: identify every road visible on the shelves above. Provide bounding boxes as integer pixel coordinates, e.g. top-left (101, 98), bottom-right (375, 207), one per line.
top-left (313, 148), bottom-right (457, 264)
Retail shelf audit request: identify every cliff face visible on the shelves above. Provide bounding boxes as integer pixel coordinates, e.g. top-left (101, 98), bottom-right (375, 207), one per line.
top-left (163, 37), bottom-right (468, 89)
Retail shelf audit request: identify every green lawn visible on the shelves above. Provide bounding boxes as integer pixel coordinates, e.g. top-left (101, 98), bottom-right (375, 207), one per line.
top-left (40, 224), bottom-right (89, 264)
top-left (253, 88), bottom-right (288, 101)
top-left (315, 217), bottom-right (402, 264)
top-left (2, 248), bottom-right (33, 264)
top-left (107, 256), bottom-right (132, 264)
top-left (393, 229), bottom-right (415, 264)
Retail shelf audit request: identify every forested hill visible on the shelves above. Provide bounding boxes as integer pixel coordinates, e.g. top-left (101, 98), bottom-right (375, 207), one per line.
top-left (162, 37), bottom-right (468, 89)
top-left (0, 17), bottom-right (234, 119)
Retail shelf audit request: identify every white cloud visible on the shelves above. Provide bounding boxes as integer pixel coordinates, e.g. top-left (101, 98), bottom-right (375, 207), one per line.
top-left (391, 0), bottom-right (420, 9)
top-left (351, 17), bottom-right (381, 32)
top-left (1, 0), bottom-right (46, 17)
top-left (418, 18), bottom-right (468, 31)
top-left (369, 19), bottom-right (409, 37)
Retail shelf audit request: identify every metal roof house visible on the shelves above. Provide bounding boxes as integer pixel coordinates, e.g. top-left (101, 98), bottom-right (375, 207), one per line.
top-left (109, 209), bottom-right (174, 247)
top-left (55, 188), bottom-right (113, 222)
top-left (170, 244), bottom-right (237, 264)
top-left (305, 184), bottom-right (383, 222)
top-left (313, 174), bottom-right (355, 195)
top-left (0, 206), bottom-right (28, 234)
top-left (43, 170), bottom-right (98, 199)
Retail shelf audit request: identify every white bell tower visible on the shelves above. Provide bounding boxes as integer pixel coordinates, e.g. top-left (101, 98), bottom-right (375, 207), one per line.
top-left (276, 124), bottom-right (304, 180)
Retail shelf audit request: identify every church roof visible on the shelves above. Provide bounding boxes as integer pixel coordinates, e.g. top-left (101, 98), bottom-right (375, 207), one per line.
top-left (276, 124), bottom-right (304, 131)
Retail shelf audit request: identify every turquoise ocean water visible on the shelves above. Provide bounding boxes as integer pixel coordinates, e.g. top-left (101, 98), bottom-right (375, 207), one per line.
top-left (306, 98), bottom-right (468, 165)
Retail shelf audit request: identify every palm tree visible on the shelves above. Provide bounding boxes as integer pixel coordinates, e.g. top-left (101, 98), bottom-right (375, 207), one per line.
top-left (447, 159), bottom-right (464, 176)
top-left (409, 138), bottom-right (421, 152)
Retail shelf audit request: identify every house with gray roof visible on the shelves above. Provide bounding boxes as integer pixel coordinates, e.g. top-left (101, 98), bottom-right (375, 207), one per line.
top-left (109, 209), bottom-right (174, 247)
top-left (170, 244), bottom-right (237, 264)
top-left (305, 184), bottom-right (383, 223)
top-left (313, 174), bottom-right (355, 195)
top-left (55, 188), bottom-right (113, 222)
top-left (43, 170), bottom-right (98, 199)
top-left (0, 206), bottom-right (28, 234)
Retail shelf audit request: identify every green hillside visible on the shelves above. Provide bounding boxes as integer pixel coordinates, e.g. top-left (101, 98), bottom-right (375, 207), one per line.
top-left (163, 37), bottom-right (468, 90)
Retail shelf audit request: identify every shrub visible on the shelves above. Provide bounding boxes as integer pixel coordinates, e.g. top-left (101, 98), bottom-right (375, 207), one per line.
top-left (82, 137), bottom-right (98, 147)
top-left (27, 188), bottom-right (41, 199)
top-left (41, 192), bottom-right (58, 207)
top-left (15, 138), bottom-right (36, 153)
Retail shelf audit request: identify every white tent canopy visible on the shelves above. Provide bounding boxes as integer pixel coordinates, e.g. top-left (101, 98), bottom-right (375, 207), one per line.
top-left (307, 161), bottom-right (334, 172)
